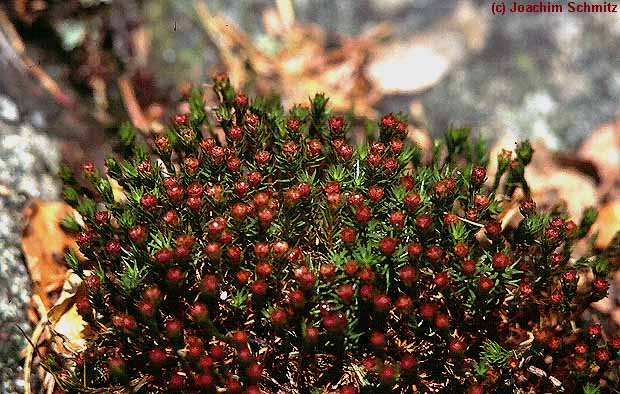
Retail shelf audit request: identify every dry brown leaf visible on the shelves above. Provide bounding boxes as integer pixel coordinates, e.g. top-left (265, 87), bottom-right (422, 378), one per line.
top-left (21, 200), bottom-right (79, 310)
top-left (590, 200), bottom-right (620, 249)
top-left (577, 121), bottom-right (620, 199)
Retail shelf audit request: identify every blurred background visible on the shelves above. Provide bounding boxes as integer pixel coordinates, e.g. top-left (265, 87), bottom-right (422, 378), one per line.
top-left (0, 1), bottom-right (619, 393)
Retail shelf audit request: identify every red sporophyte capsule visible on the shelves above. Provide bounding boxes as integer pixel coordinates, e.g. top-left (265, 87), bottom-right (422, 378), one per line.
top-left (255, 262), bottom-right (272, 278)
top-left (270, 308), bottom-right (287, 326)
top-left (328, 116), bottom-right (345, 134)
top-left (550, 217), bottom-right (565, 228)
top-left (419, 303), bottom-right (437, 319)
top-left (373, 294), bottom-right (391, 312)
top-left (363, 357), bottom-right (377, 371)
top-left (227, 156), bottom-right (241, 172)
top-left (226, 246), bottom-right (242, 264)
top-left (199, 138), bottom-right (216, 153)
top-left (162, 209), bottom-right (179, 225)
top-left (519, 282), bottom-right (533, 297)
top-left (155, 135), bottom-right (170, 151)
top-left (370, 331), bottom-right (386, 348)
top-left (443, 213), bottom-right (459, 226)
top-left (370, 142), bottom-right (385, 153)
top-left (95, 210), bottom-right (109, 224)
top-left (201, 275), bottom-right (219, 295)
top-left (320, 263), bottom-right (336, 281)
top-left (416, 213), bottom-right (432, 230)
top-left (399, 175), bottom-right (414, 190)
top-left (381, 113), bottom-right (398, 128)
top-left (288, 290), bottom-right (305, 308)
top-left (466, 208), bottom-right (478, 221)
top-left (595, 347), bottom-right (611, 362)
top-left (148, 348), bottom-right (166, 365)
top-left (244, 111), bottom-right (259, 127)
top-left (358, 267), bottom-right (375, 283)
top-left (128, 225), bottom-right (147, 243)
top-left (592, 277), bottom-right (609, 293)
top-left (434, 272), bottom-right (450, 288)
top-left (426, 245), bottom-right (443, 262)
top-left (454, 242), bottom-right (469, 257)
top-left (338, 144), bottom-right (354, 161)
top-left (307, 139), bottom-right (323, 156)
top-left (347, 192), bottom-right (364, 206)
top-left (167, 374), bottom-right (185, 389)
top-left (204, 242), bottom-right (221, 259)
top-left (389, 211), bottom-right (406, 228)
top-left (76, 231), bottom-right (92, 245)
top-left (479, 277), bottom-right (494, 293)
top-left (287, 117), bottom-right (302, 132)
top-left (434, 314), bottom-right (450, 329)
top-left (368, 185), bottom-right (384, 202)
top-left (474, 194), bottom-right (489, 207)
top-left (254, 242), bottom-right (270, 259)
top-left (173, 113), bottom-right (188, 126)
top-left (610, 336), bottom-right (620, 349)
top-left (282, 140), bottom-right (299, 156)
top-left (338, 284), bottom-right (355, 304)
top-left (164, 319), bottom-right (182, 337)
top-left (234, 94), bottom-right (248, 107)
top-left (468, 384), bottom-right (484, 394)
top-left (549, 290), bottom-right (563, 304)
top-left (340, 386), bottom-right (357, 394)
top-left (547, 336), bottom-right (562, 350)
top-left (254, 151), bottom-right (271, 167)
top-left (471, 166), bottom-right (487, 183)
top-left (85, 275), bottom-right (100, 289)
top-left (393, 295), bottom-right (412, 312)
top-left (404, 192), bottom-right (421, 211)
top-left (492, 252), bottom-right (510, 270)
top-left (383, 157), bottom-right (398, 173)
top-left (184, 156), bottom-right (200, 173)
top-left (572, 357), bottom-right (587, 371)
top-left (251, 280), bottom-right (267, 295)
top-left (549, 253), bottom-right (564, 266)
top-left (344, 261), bottom-right (358, 276)
top-left (138, 300), bottom-right (154, 317)
top-left (210, 146), bottom-right (225, 163)
top-left (544, 225), bottom-right (560, 241)
top-left (75, 297), bottom-right (91, 314)
top-left (247, 363), bottom-right (263, 381)
top-left (105, 240), bottom-right (121, 255)
top-left (144, 286), bottom-right (161, 302)
top-left (400, 354), bottom-right (417, 371)
top-left (236, 270), bottom-right (251, 284)
top-left (379, 237), bottom-right (398, 255)
top-left (140, 194), bottom-right (157, 210)
top-left (81, 161), bottom-right (95, 175)
top-left (359, 284), bottom-right (374, 300)
top-left (379, 365), bottom-right (396, 385)
top-left (195, 374), bottom-right (214, 387)
top-left (258, 208), bottom-right (274, 225)
top-left (155, 248), bottom-right (173, 264)
top-left (305, 326), bottom-right (319, 344)
top-left (227, 125), bottom-right (243, 141)
top-left (574, 342), bottom-right (588, 353)
top-left (341, 227), bottom-right (356, 243)
top-left (485, 220), bottom-right (502, 236)
top-left (166, 267), bottom-right (184, 283)
top-left (449, 339), bottom-right (466, 354)
top-left (190, 302), bottom-right (208, 321)
top-left (407, 243), bottom-right (423, 258)
top-left (355, 205), bottom-right (372, 223)
top-left (587, 324), bottom-right (602, 337)
top-left (399, 265), bottom-right (417, 285)
top-left (390, 137), bottom-right (404, 153)
top-left (367, 152), bottom-right (382, 168)
top-left (462, 260), bottom-right (476, 275)
top-left (246, 171), bottom-right (262, 187)
top-left (166, 185), bottom-right (184, 202)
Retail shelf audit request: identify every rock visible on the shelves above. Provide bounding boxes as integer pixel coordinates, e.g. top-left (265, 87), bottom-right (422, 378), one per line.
top-left (0, 119), bottom-right (60, 394)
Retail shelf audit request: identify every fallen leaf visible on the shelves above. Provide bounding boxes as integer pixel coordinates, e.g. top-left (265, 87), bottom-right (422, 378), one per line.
top-left (590, 201), bottom-right (620, 250)
top-left (21, 200), bottom-right (79, 310)
top-left (577, 121), bottom-right (620, 200)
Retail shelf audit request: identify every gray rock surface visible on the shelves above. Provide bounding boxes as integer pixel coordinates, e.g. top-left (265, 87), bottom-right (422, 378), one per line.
top-left (0, 97), bottom-right (61, 394)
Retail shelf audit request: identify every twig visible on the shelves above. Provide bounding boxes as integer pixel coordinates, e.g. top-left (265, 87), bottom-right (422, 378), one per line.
top-left (24, 295), bottom-right (49, 394)
top-left (118, 76), bottom-right (149, 132)
top-left (458, 216), bottom-right (485, 228)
